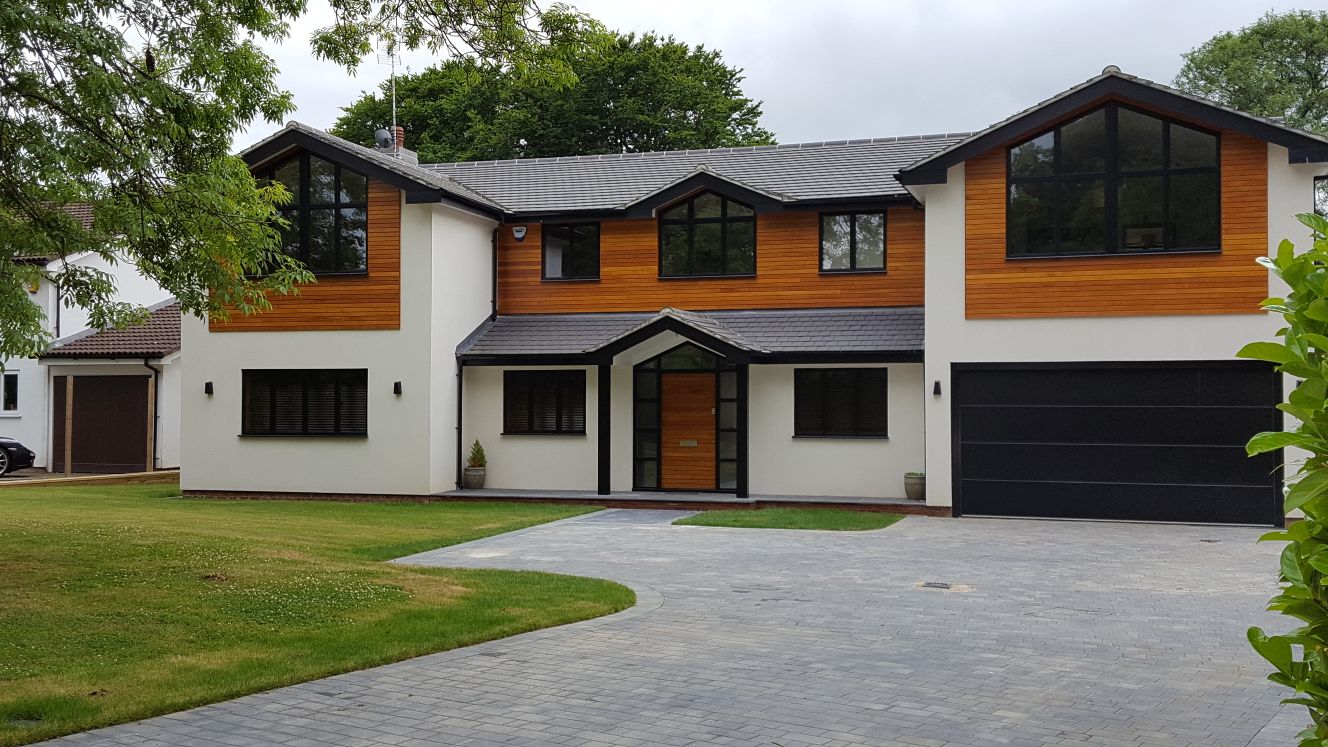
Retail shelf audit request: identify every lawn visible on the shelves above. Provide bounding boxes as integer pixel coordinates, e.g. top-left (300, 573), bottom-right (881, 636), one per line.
top-left (675, 507), bottom-right (904, 531)
top-left (0, 484), bottom-right (632, 746)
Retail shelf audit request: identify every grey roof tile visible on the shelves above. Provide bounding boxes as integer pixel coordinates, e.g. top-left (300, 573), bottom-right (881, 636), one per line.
top-left (458, 307), bottom-right (924, 358)
top-left (423, 135), bottom-right (967, 215)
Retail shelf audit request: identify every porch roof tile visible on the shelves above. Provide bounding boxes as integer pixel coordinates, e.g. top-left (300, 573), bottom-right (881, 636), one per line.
top-left (456, 306), bottom-right (924, 360)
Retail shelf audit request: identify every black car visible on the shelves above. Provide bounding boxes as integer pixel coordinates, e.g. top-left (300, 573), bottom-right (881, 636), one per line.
top-left (0, 437), bottom-right (35, 476)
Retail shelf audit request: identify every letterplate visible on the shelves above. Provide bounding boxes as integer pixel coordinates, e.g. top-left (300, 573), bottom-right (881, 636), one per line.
top-left (678, 439), bottom-right (698, 447)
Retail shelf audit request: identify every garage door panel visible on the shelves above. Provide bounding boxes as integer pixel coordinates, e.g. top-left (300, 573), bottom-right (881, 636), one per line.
top-left (954, 362), bottom-right (1280, 525)
top-left (960, 405), bottom-right (1271, 446)
top-left (962, 443), bottom-right (1275, 486)
top-left (961, 479), bottom-right (1274, 524)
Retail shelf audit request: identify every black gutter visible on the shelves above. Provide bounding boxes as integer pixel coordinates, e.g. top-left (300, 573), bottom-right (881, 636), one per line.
top-left (458, 349), bottom-right (926, 366)
top-left (502, 194), bottom-right (916, 223)
top-left (142, 358), bottom-right (160, 470)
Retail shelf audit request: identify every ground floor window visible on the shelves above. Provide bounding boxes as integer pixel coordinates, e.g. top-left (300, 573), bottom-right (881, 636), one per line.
top-left (503, 370), bottom-right (586, 435)
top-left (241, 369), bottom-right (368, 436)
top-left (793, 368), bottom-right (888, 437)
top-left (2, 372), bottom-right (15, 411)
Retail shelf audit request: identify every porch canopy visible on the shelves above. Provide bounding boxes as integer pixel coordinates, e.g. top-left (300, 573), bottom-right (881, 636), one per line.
top-left (456, 306), bottom-right (925, 365)
top-left (455, 306), bottom-right (923, 498)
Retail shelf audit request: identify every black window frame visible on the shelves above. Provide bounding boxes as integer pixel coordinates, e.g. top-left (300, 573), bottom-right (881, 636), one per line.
top-left (241, 369), bottom-right (368, 437)
top-left (503, 370), bottom-right (587, 436)
top-left (541, 222), bottom-right (601, 281)
top-left (1005, 102), bottom-right (1222, 259)
top-left (1316, 175), bottom-right (1328, 217)
top-left (265, 152), bottom-right (370, 276)
top-left (793, 368), bottom-right (888, 438)
top-left (819, 211), bottom-right (887, 273)
top-left (2, 372), bottom-right (16, 412)
top-left (657, 192), bottom-right (757, 278)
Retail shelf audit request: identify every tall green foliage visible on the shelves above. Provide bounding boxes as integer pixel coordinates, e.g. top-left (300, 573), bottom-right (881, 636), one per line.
top-left (332, 32), bottom-right (775, 162)
top-left (1, 0), bottom-right (599, 362)
top-left (1241, 212), bottom-right (1328, 745)
top-left (1175, 10), bottom-right (1328, 135)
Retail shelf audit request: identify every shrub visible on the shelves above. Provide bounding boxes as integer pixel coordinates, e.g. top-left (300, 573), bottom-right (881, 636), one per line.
top-left (466, 440), bottom-right (486, 469)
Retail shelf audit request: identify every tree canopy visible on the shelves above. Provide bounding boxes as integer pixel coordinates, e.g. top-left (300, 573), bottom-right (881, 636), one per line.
top-left (0, 0), bottom-right (599, 361)
top-left (331, 32), bottom-right (776, 162)
top-left (1174, 10), bottom-right (1328, 134)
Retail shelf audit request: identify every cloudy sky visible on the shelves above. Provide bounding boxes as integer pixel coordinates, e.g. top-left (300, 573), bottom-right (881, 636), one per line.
top-left (247, 0), bottom-right (1328, 151)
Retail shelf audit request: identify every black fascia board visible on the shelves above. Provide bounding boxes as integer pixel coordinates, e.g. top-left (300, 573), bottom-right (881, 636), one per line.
top-left (897, 75), bottom-right (1328, 186)
top-left (621, 172), bottom-right (786, 218)
top-left (593, 316), bottom-right (754, 363)
top-left (242, 131), bottom-right (503, 218)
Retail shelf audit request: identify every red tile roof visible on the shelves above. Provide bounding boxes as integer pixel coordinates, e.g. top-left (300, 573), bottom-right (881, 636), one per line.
top-left (43, 301), bottom-right (181, 359)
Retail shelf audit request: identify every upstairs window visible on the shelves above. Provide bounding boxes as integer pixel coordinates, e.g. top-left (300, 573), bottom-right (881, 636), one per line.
top-left (820, 211), bottom-right (886, 272)
top-left (503, 370), bottom-right (586, 435)
top-left (542, 223), bottom-right (600, 280)
top-left (242, 369), bottom-right (368, 436)
top-left (659, 192), bottom-right (756, 277)
top-left (1007, 103), bottom-right (1220, 258)
top-left (265, 153), bottom-right (369, 274)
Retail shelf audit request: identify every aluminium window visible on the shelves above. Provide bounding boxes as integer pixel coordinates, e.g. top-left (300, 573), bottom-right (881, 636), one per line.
top-left (820, 211), bottom-right (886, 272)
top-left (503, 370), bottom-right (586, 435)
top-left (659, 192), bottom-right (756, 277)
top-left (793, 368), bottom-right (887, 438)
top-left (2, 372), bottom-right (15, 411)
top-left (1006, 102), bottom-right (1220, 257)
top-left (265, 153), bottom-right (369, 274)
top-left (242, 369), bottom-right (368, 436)
top-left (1316, 176), bottom-right (1328, 217)
top-left (542, 223), bottom-right (600, 280)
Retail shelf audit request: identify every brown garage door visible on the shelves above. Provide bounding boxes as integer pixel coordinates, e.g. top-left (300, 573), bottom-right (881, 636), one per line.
top-left (52, 375), bottom-right (150, 473)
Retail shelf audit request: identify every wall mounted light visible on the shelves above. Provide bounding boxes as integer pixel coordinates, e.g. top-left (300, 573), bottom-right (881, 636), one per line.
top-left (932, 380), bottom-right (942, 396)
top-left (511, 225), bottom-right (528, 242)
top-left (204, 381), bottom-right (214, 396)
top-left (393, 381), bottom-right (403, 396)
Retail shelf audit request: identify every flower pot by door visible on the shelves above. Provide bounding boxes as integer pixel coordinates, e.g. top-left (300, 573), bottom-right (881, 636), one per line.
top-left (904, 475), bottom-right (925, 501)
top-left (463, 467), bottom-right (486, 489)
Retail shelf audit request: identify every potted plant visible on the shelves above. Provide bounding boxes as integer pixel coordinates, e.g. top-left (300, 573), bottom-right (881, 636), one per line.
top-left (904, 471), bottom-right (925, 501)
top-left (463, 440), bottom-right (487, 489)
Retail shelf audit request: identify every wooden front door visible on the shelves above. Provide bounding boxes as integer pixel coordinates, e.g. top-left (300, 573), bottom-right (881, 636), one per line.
top-left (660, 373), bottom-right (716, 490)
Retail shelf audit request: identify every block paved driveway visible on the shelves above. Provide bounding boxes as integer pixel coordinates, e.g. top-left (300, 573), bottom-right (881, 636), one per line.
top-left (47, 510), bottom-right (1302, 747)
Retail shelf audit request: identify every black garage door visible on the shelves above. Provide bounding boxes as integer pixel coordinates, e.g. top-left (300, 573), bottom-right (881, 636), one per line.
top-left (953, 362), bottom-right (1282, 525)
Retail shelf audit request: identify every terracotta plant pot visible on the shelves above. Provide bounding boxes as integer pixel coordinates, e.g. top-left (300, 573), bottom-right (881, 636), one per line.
top-left (462, 467), bottom-right (486, 489)
top-left (904, 474), bottom-right (926, 501)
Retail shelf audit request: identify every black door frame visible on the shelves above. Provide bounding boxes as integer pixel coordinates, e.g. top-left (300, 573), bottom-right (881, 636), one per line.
top-left (950, 360), bottom-right (1284, 526)
top-left (632, 342), bottom-right (745, 495)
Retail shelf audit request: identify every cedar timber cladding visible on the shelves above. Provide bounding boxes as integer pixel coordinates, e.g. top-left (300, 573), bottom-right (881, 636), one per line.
top-left (210, 179), bottom-right (401, 332)
top-left (496, 207), bottom-right (925, 314)
top-left (964, 116), bottom-right (1268, 319)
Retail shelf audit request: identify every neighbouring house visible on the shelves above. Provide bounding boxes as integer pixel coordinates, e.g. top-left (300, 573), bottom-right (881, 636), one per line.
top-left (181, 68), bottom-right (1328, 526)
top-left (5, 210), bottom-right (181, 474)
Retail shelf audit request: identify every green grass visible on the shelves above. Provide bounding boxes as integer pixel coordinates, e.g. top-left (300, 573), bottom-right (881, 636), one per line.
top-left (674, 507), bottom-right (905, 531)
top-left (0, 485), bottom-right (632, 746)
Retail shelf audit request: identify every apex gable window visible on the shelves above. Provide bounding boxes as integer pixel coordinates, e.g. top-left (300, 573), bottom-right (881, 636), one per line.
top-left (794, 368), bottom-right (888, 438)
top-left (265, 153), bottom-right (369, 274)
top-left (503, 370), bottom-right (586, 435)
top-left (242, 369), bottom-right (368, 436)
top-left (659, 192), bottom-right (756, 277)
top-left (542, 223), bottom-right (600, 280)
top-left (1007, 103), bottom-right (1220, 257)
top-left (820, 211), bottom-right (886, 272)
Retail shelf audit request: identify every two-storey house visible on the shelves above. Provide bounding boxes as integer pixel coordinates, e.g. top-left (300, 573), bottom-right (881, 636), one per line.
top-left (181, 68), bottom-right (1328, 526)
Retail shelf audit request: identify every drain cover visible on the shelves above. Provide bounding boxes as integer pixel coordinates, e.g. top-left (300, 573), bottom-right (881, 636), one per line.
top-left (921, 581), bottom-right (951, 589)
top-left (1199, 539), bottom-right (1220, 543)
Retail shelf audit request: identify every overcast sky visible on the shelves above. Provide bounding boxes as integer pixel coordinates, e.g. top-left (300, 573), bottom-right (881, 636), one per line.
top-left (246, 0), bottom-right (1328, 152)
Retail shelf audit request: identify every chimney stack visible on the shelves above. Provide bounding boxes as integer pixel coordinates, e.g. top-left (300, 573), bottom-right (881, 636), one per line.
top-left (393, 126), bottom-right (405, 150)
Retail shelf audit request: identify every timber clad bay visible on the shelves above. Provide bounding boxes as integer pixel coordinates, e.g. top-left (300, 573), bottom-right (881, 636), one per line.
top-left (964, 107), bottom-right (1269, 319)
top-left (210, 180), bottom-right (403, 332)
top-left (497, 208), bottom-right (925, 313)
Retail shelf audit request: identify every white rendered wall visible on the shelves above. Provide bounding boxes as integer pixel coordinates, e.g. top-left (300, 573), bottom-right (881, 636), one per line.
top-left (429, 207), bottom-right (499, 492)
top-left (749, 363), bottom-right (925, 499)
top-left (156, 352), bottom-right (182, 469)
top-left (461, 365), bottom-right (598, 491)
top-left (921, 149), bottom-right (1328, 508)
top-left (181, 198), bottom-right (493, 495)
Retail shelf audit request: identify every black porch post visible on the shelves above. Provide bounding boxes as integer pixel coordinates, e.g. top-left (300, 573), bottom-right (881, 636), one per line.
top-left (598, 363), bottom-right (611, 495)
top-left (736, 363), bottom-right (749, 499)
